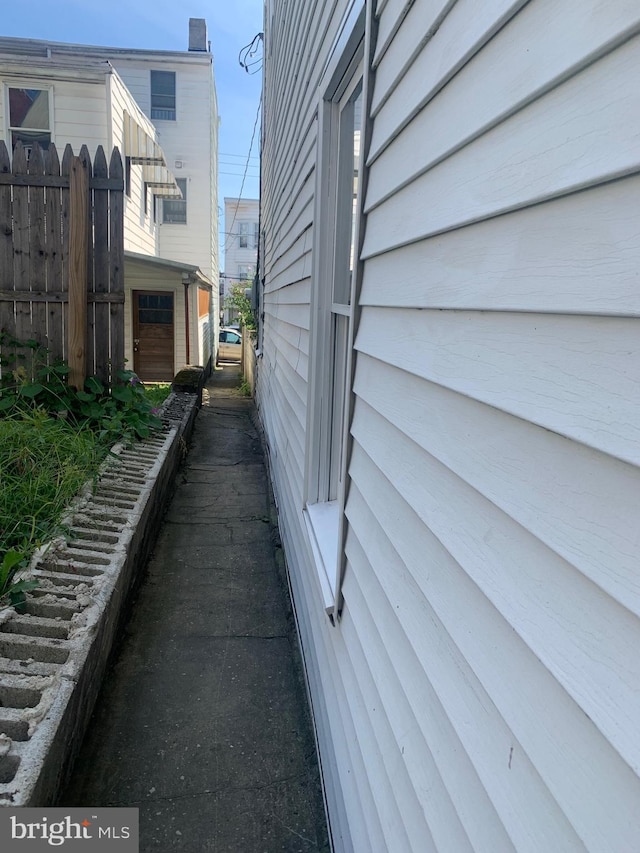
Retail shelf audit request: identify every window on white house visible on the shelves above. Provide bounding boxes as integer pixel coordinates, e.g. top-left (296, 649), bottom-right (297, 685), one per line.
top-left (237, 264), bottom-right (254, 280)
top-left (8, 87), bottom-right (51, 151)
top-left (150, 70), bottom-right (176, 121)
top-left (162, 177), bottom-right (187, 224)
top-left (306, 35), bottom-right (364, 610)
top-left (238, 221), bottom-right (259, 249)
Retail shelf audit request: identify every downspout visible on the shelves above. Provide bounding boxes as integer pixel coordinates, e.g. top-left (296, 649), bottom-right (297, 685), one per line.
top-left (182, 274), bottom-right (191, 365)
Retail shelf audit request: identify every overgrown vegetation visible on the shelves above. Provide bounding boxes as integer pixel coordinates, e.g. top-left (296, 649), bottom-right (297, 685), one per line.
top-left (0, 334), bottom-right (166, 608)
top-left (239, 376), bottom-right (252, 397)
top-left (142, 382), bottom-right (172, 409)
top-left (225, 283), bottom-right (256, 330)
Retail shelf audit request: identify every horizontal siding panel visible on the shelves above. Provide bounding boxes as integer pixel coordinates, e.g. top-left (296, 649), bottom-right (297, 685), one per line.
top-left (370, 0), bottom-right (526, 139)
top-left (266, 255), bottom-right (313, 294)
top-left (343, 533), bottom-right (479, 852)
top-left (263, 312), bottom-right (309, 380)
top-left (258, 378), bottom-right (305, 498)
top-left (373, 0), bottom-right (413, 64)
top-left (351, 362), bottom-right (640, 781)
top-left (263, 278), bottom-right (311, 305)
top-left (264, 299), bottom-right (311, 332)
top-left (359, 176), bottom-right (640, 316)
top-left (344, 512), bottom-right (517, 852)
top-left (264, 196), bottom-right (314, 277)
top-left (363, 36), bottom-right (640, 255)
top-left (352, 351), bottom-right (640, 623)
top-left (369, 0), bottom-right (640, 202)
top-left (349, 402), bottom-right (640, 850)
top-left (339, 579), bottom-right (438, 852)
top-left (334, 602), bottom-right (420, 851)
top-left (356, 307), bottom-right (640, 466)
top-left (265, 172), bottom-right (315, 269)
top-left (259, 337), bottom-right (307, 447)
top-left (346, 440), bottom-right (586, 851)
top-left (260, 323), bottom-right (308, 415)
top-left (268, 229), bottom-right (313, 283)
top-left (268, 142), bottom-right (315, 232)
top-left (265, 0), bottom-right (341, 203)
top-left (372, 0), bottom-right (498, 108)
top-left (262, 453), bottom-right (372, 853)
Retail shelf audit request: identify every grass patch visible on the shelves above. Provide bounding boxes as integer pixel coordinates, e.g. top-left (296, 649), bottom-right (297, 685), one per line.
top-left (0, 335), bottom-right (167, 606)
top-left (239, 376), bottom-right (252, 397)
top-left (143, 382), bottom-right (171, 408)
top-left (0, 410), bottom-right (105, 556)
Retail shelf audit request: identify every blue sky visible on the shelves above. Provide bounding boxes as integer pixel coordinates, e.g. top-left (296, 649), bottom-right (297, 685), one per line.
top-left (1, 0), bottom-right (263, 269)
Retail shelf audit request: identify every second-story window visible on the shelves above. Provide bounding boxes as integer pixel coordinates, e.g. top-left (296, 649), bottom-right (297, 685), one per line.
top-left (150, 70), bottom-right (176, 121)
top-left (162, 177), bottom-right (187, 224)
top-left (238, 221), bottom-right (259, 249)
top-left (8, 87), bottom-right (51, 151)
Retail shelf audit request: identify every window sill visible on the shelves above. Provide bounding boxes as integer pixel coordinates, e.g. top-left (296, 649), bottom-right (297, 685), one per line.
top-left (304, 501), bottom-right (339, 615)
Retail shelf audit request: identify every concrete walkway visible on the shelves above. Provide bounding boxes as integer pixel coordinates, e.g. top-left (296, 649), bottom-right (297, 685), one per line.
top-left (61, 364), bottom-right (330, 853)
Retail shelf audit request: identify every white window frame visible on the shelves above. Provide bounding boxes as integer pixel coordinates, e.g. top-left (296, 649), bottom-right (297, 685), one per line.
top-left (150, 70), bottom-right (176, 121)
top-left (238, 221), bottom-right (259, 249)
top-left (162, 177), bottom-right (187, 225)
top-left (5, 84), bottom-right (53, 153)
top-left (304, 3), bottom-right (366, 616)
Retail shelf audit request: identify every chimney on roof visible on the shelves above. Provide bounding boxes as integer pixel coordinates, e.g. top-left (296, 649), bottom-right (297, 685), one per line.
top-left (189, 18), bottom-right (208, 52)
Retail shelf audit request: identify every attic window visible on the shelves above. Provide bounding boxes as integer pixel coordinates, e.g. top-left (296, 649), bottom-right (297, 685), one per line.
top-left (150, 71), bottom-right (176, 121)
top-left (8, 87), bottom-right (51, 151)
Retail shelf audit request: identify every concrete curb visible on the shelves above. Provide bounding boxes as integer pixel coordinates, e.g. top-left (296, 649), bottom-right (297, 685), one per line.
top-left (0, 388), bottom-right (200, 806)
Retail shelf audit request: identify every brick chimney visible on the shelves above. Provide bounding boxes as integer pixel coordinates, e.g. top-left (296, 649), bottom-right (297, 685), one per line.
top-left (188, 18), bottom-right (208, 52)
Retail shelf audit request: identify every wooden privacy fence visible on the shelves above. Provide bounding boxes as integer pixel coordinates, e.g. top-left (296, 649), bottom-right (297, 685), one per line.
top-left (0, 140), bottom-right (124, 387)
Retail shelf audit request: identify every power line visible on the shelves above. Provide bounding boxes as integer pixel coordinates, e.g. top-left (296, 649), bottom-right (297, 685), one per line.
top-left (220, 151), bottom-right (260, 160)
top-left (223, 93), bottom-right (262, 251)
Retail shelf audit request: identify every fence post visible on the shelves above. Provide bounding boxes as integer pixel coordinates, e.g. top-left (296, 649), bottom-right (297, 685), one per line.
top-left (68, 155), bottom-right (89, 389)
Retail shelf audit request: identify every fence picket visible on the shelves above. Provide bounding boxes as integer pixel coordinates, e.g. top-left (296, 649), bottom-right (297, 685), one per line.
top-left (0, 141), bottom-right (13, 340)
top-left (0, 143), bottom-right (124, 385)
top-left (12, 143), bottom-right (31, 343)
top-left (109, 147), bottom-right (125, 375)
top-left (29, 144), bottom-right (47, 348)
top-left (61, 145), bottom-right (73, 365)
top-left (93, 146), bottom-right (110, 383)
top-left (45, 144), bottom-right (64, 364)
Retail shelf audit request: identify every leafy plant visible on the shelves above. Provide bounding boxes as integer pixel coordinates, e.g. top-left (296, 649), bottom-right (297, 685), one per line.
top-left (224, 283), bottom-right (256, 330)
top-left (143, 382), bottom-right (171, 409)
top-left (0, 549), bottom-right (37, 612)
top-left (0, 334), bottom-right (163, 446)
top-left (0, 334), bottom-right (166, 612)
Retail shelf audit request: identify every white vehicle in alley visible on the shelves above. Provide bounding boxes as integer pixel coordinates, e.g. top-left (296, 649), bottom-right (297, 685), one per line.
top-left (218, 327), bottom-right (242, 362)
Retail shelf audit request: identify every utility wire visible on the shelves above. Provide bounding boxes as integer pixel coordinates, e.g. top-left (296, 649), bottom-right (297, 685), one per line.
top-left (220, 151), bottom-right (260, 160)
top-left (239, 32), bottom-right (264, 75)
top-left (223, 93), bottom-right (262, 252)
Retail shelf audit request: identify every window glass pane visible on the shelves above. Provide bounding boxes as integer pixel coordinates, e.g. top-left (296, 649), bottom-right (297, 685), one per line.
top-left (9, 88), bottom-right (49, 129)
top-left (138, 293), bottom-right (173, 324)
top-left (333, 83), bottom-right (362, 306)
top-left (162, 178), bottom-right (187, 224)
top-left (138, 309), bottom-right (173, 324)
top-left (151, 70), bottom-right (176, 120)
top-left (11, 129), bottom-right (51, 151)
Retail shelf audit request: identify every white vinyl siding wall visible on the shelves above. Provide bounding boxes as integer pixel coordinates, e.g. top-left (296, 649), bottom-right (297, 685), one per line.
top-left (113, 59), bottom-right (217, 282)
top-left (109, 72), bottom-right (158, 257)
top-left (258, 1), bottom-right (640, 850)
top-left (0, 76), bottom-right (107, 155)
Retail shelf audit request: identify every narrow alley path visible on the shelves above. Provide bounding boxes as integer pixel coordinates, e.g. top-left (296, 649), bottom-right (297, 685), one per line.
top-left (60, 364), bottom-right (329, 853)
